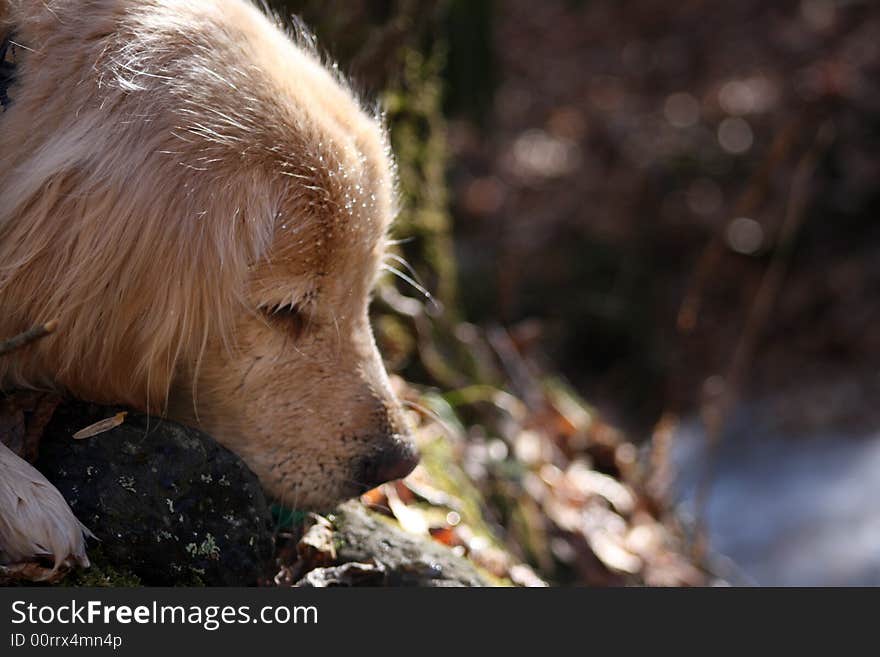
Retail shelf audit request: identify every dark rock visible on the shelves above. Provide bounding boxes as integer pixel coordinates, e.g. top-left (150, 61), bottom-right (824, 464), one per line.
top-left (35, 401), bottom-right (274, 586)
top-left (321, 501), bottom-right (489, 587)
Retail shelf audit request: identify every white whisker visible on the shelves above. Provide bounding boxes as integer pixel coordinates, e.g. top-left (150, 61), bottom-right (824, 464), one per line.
top-left (380, 264), bottom-right (439, 310)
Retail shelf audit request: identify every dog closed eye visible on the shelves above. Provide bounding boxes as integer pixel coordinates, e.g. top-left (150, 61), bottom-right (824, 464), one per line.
top-left (260, 304), bottom-right (305, 338)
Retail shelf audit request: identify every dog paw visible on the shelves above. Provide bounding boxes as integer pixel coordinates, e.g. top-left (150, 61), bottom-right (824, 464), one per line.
top-left (0, 441), bottom-right (93, 572)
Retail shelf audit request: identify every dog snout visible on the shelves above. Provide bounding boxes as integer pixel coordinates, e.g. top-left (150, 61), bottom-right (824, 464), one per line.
top-left (356, 436), bottom-right (419, 491)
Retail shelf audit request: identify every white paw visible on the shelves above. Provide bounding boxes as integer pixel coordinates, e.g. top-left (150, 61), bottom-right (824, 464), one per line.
top-left (0, 441), bottom-right (93, 573)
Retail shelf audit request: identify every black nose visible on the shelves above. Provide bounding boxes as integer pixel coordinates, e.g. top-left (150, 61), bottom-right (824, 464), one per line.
top-left (357, 438), bottom-right (420, 491)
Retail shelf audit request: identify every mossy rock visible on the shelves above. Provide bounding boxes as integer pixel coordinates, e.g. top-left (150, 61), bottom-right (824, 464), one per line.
top-left (320, 501), bottom-right (489, 587)
top-left (36, 402), bottom-right (275, 586)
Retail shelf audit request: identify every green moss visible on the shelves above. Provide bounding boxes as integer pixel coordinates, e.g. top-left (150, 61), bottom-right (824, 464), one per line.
top-left (385, 44), bottom-right (458, 310)
top-left (63, 548), bottom-right (141, 587)
top-left (185, 534), bottom-right (220, 560)
top-left (417, 433), bottom-right (505, 553)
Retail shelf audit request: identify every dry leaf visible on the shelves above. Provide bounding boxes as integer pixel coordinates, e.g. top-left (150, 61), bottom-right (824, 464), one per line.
top-left (72, 412), bottom-right (127, 440)
top-left (509, 564), bottom-right (548, 587)
top-left (360, 486), bottom-right (387, 508)
top-left (0, 561), bottom-right (71, 584)
top-left (428, 526), bottom-right (459, 547)
top-left (386, 485), bottom-right (429, 535)
top-left (588, 529), bottom-right (642, 574)
top-left (297, 520), bottom-right (337, 566)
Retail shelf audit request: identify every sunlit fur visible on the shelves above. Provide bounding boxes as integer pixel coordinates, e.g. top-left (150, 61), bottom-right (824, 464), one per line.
top-left (0, 0), bottom-right (414, 523)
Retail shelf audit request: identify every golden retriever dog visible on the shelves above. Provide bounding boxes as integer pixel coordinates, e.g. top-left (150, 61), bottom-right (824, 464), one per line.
top-left (0, 0), bottom-right (418, 571)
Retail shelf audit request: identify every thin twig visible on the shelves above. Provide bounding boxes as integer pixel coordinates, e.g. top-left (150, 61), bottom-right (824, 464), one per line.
top-left (692, 121), bottom-right (836, 560)
top-left (0, 319), bottom-right (59, 356)
top-left (677, 119), bottom-right (804, 333)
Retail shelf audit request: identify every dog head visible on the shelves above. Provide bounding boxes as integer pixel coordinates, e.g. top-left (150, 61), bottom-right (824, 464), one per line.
top-left (167, 57), bottom-right (421, 508)
top-left (0, 0), bottom-right (418, 509)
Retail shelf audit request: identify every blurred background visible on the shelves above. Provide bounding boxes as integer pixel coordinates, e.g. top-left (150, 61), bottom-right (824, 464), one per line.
top-left (273, 0), bottom-right (880, 586)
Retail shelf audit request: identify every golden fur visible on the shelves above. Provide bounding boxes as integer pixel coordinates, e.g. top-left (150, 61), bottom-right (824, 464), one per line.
top-left (0, 0), bottom-right (416, 565)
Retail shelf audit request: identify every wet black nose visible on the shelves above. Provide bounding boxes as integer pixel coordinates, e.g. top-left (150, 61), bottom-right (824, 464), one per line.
top-left (357, 438), bottom-right (420, 490)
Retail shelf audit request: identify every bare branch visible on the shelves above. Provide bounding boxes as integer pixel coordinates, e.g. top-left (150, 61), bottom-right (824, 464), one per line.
top-left (0, 319), bottom-right (59, 356)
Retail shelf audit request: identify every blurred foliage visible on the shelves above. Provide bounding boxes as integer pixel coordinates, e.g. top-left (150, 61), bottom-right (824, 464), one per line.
top-left (447, 0), bottom-right (880, 434)
top-left (444, 0), bottom-right (496, 123)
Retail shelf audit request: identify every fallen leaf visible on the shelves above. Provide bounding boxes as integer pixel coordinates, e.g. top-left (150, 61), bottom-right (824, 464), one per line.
top-left (428, 526), bottom-right (460, 547)
top-left (0, 561), bottom-right (71, 584)
top-left (73, 412), bottom-right (127, 440)
top-left (588, 529), bottom-right (642, 574)
top-left (509, 563), bottom-right (548, 587)
top-left (386, 485), bottom-right (429, 535)
top-left (296, 520), bottom-right (337, 567)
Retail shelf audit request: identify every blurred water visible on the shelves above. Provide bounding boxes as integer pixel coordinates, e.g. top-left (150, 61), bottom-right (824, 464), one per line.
top-left (673, 403), bottom-right (880, 586)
